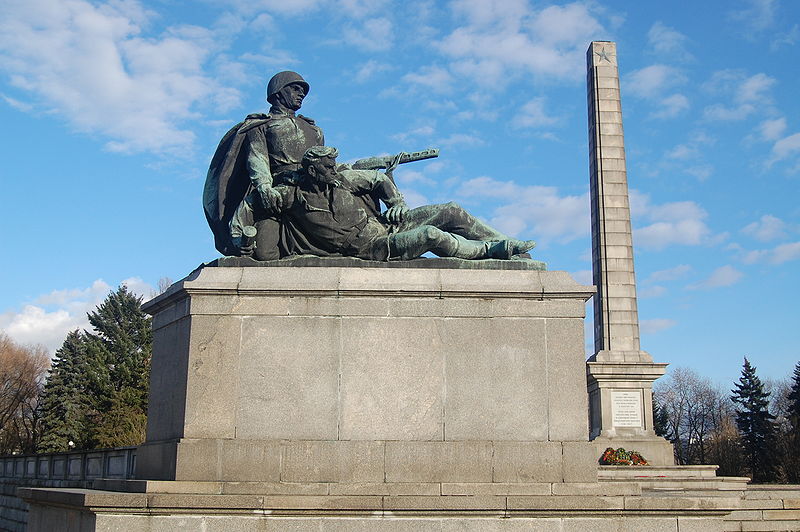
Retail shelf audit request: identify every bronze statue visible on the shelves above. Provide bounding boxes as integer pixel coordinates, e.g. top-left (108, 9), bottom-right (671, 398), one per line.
top-left (260, 146), bottom-right (535, 261)
top-left (204, 71), bottom-right (537, 262)
top-left (204, 71), bottom-right (323, 258)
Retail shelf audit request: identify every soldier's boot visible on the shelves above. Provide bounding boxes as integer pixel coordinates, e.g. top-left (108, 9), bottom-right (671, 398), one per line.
top-left (510, 239), bottom-right (536, 256)
top-left (450, 236), bottom-right (509, 260)
top-left (451, 236), bottom-right (537, 260)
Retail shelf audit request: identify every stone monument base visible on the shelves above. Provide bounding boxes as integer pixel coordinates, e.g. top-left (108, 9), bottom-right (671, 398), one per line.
top-left (587, 359), bottom-right (675, 465)
top-left (20, 480), bottom-right (739, 531)
top-left (135, 263), bottom-right (597, 484)
top-left (18, 261), bottom-right (740, 529)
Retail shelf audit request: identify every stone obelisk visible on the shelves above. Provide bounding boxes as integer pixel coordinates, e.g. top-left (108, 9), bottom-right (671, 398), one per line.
top-left (585, 41), bottom-right (674, 465)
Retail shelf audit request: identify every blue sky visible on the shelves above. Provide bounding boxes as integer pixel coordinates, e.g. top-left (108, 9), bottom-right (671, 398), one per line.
top-left (1, 0), bottom-right (798, 388)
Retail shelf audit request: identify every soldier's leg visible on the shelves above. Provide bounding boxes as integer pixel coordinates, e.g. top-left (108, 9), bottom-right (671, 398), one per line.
top-left (395, 202), bottom-right (506, 239)
top-left (397, 202), bottom-right (535, 255)
top-left (388, 226), bottom-right (514, 260)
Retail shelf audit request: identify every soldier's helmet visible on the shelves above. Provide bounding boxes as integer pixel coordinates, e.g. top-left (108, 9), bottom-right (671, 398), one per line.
top-left (266, 71), bottom-right (310, 104)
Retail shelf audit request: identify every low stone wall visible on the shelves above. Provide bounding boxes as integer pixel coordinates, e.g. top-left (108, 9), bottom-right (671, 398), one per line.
top-left (724, 485), bottom-right (800, 531)
top-left (0, 448), bottom-right (136, 531)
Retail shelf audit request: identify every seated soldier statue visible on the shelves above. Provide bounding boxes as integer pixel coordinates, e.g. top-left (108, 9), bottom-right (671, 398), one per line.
top-left (252, 146), bottom-right (535, 261)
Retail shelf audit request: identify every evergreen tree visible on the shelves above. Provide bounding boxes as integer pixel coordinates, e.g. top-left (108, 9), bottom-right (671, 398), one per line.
top-left (38, 285), bottom-right (153, 450)
top-left (653, 395), bottom-right (672, 439)
top-left (37, 331), bottom-right (93, 452)
top-left (783, 361), bottom-right (800, 482)
top-left (731, 357), bottom-right (778, 483)
top-left (788, 361), bottom-right (800, 432)
top-left (86, 285), bottom-right (152, 447)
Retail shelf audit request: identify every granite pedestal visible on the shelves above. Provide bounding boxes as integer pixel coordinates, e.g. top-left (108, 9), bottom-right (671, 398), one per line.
top-left (135, 262), bottom-right (597, 485)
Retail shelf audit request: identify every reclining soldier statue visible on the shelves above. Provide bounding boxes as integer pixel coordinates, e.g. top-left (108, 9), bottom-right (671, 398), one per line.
top-left (236, 146), bottom-right (536, 262)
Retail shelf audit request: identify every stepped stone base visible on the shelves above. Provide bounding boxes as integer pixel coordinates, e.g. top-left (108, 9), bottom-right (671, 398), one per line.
top-left (20, 482), bottom-right (740, 532)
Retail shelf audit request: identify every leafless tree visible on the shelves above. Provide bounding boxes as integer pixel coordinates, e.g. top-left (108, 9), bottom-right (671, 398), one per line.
top-left (654, 367), bottom-right (733, 466)
top-left (0, 333), bottom-right (50, 454)
top-left (149, 277), bottom-right (173, 299)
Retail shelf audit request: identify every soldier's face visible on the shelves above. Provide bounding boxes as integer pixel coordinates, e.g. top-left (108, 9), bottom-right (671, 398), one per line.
top-left (276, 83), bottom-right (306, 110)
top-left (310, 157), bottom-right (338, 185)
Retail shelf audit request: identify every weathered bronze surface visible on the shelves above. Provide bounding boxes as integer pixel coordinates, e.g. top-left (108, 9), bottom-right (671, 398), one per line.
top-left (249, 146), bottom-right (536, 262)
top-left (204, 71), bottom-right (540, 265)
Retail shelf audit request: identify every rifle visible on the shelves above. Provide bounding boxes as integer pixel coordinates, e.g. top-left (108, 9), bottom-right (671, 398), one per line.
top-left (351, 148), bottom-right (439, 170)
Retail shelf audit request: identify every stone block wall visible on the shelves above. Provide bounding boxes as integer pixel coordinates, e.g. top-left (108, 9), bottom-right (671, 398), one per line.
top-left (137, 266), bottom-right (599, 485)
top-left (0, 448), bottom-right (136, 531)
top-left (724, 485), bottom-right (800, 531)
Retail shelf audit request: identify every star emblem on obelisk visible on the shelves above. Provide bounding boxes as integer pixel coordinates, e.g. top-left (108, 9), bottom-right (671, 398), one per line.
top-left (595, 47), bottom-right (615, 65)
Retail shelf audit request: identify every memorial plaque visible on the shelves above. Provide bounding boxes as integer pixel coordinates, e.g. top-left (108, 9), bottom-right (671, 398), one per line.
top-left (611, 390), bottom-right (643, 428)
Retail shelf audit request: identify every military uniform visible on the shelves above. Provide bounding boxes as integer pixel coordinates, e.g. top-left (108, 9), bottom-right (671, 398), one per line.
top-left (272, 159), bottom-right (535, 262)
top-left (203, 71), bottom-right (325, 257)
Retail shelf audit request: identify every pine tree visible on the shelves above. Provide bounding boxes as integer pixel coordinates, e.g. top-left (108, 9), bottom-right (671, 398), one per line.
top-left (731, 357), bottom-right (778, 483)
top-left (38, 285), bottom-right (153, 450)
top-left (86, 285), bottom-right (152, 447)
top-left (37, 331), bottom-right (94, 452)
top-left (653, 395), bottom-right (672, 439)
top-left (788, 362), bottom-right (800, 432)
top-left (784, 361), bottom-right (800, 482)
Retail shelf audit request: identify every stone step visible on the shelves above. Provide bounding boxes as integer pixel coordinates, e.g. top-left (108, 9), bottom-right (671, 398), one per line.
top-left (599, 465), bottom-right (727, 481)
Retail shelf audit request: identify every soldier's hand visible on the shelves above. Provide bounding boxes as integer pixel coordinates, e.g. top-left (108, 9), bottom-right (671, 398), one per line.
top-left (239, 242), bottom-right (256, 257)
top-left (386, 152), bottom-right (404, 174)
top-left (385, 203), bottom-right (408, 224)
top-left (257, 184), bottom-right (282, 212)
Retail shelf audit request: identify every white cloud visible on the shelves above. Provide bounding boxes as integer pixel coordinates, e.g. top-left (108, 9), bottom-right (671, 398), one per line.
top-left (417, 0), bottom-right (605, 92)
top-left (0, 0), bottom-right (240, 155)
top-left (666, 143), bottom-right (697, 161)
top-left (401, 65), bottom-right (454, 94)
top-left (758, 117), bottom-right (787, 141)
top-left (647, 22), bottom-right (692, 61)
top-left (337, 0), bottom-right (391, 18)
top-left (625, 65), bottom-right (685, 99)
top-left (738, 73), bottom-right (776, 103)
top-left (768, 132), bottom-right (800, 166)
top-left (2, 93), bottom-right (34, 112)
top-left (391, 125), bottom-right (435, 143)
top-left (439, 133), bottom-right (485, 148)
top-left (400, 187), bottom-right (428, 209)
top-left (225, 0), bottom-right (325, 15)
top-left (703, 103), bottom-right (756, 121)
top-left (742, 214), bottom-right (787, 242)
top-left (651, 93), bottom-right (689, 119)
top-left (660, 131), bottom-right (714, 177)
top-left (640, 318), bottom-right (677, 334)
top-left (354, 59), bottom-right (394, 83)
top-left (455, 176), bottom-right (587, 242)
top-left (687, 265), bottom-right (743, 290)
top-left (514, 97), bottom-right (559, 128)
top-left (342, 16), bottom-right (393, 52)
top-left (394, 168), bottom-right (434, 186)
top-left (630, 192), bottom-right (714, 250)
top-left (771, 24), bottom-right (799, 50)
top-left (647, 264), bottom-right (692, 282)
top-left (684, 165), bottom-right (713, 181)
top-left (702, 71), bottom-right (776, 122)
top-left (729, 0), bottom-right (777, 33)
top-left (0, 277), bottom-right (152, 354)
top-left (639, 285), bottom-right (667, 298)
top-left (743, 241), bottom-right (800, 265)
top-left (771, 242), bottom-right (800, 264)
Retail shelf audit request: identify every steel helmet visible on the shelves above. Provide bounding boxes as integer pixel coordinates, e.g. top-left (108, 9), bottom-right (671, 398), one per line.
top-left (266, 71), bottom-right (310, 103)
